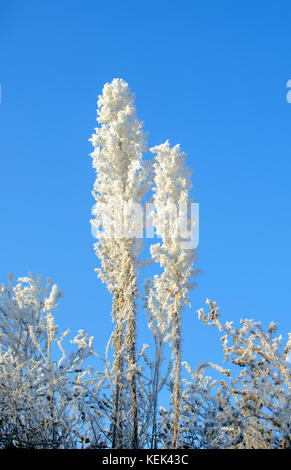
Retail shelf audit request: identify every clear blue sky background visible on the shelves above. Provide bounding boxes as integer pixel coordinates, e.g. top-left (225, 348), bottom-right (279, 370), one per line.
top-left (1, 0), bottom-right (291, 372)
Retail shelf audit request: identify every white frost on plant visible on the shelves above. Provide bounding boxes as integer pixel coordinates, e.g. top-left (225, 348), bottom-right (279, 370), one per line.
top-left (0, 274), bottom-right (106, 448)
top-left (89, 78), bottom-right (152, 449)
top-left (147, 140), bottom-right (198, 448)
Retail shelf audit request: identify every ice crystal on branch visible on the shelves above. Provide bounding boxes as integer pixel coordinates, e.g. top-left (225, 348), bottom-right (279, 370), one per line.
top-left (178, 300), bottom-right (291, 449)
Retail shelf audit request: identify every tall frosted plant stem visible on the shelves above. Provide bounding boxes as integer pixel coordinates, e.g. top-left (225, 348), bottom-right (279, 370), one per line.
top-left (149, 141), bottom-right (198, 448)
top-left (90, 79), bottom-right (150, 448)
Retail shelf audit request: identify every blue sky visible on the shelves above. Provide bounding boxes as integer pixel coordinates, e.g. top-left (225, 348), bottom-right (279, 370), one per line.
top-left (1, 0), bottom-right (291, 371)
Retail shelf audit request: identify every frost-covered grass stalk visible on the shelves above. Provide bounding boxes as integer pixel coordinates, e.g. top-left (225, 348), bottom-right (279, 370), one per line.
top-left (148, 142), bottom-right (197, 448)
top-left (90, 79), bottom-right (150, 448)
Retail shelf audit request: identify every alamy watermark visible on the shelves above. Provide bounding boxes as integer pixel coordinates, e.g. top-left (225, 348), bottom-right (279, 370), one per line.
top-left (286, 80), bottom-right (291, 103)
top-left (91, 200), bottom-right (199, 250)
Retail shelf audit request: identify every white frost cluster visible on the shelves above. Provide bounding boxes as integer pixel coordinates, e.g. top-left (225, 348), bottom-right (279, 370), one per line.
top-left (1, 79), bottom-right (290, 449)
top-left (90, 78), bottom-right (153, 449)
top-left (146, 141), bottom-right (198, 447)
